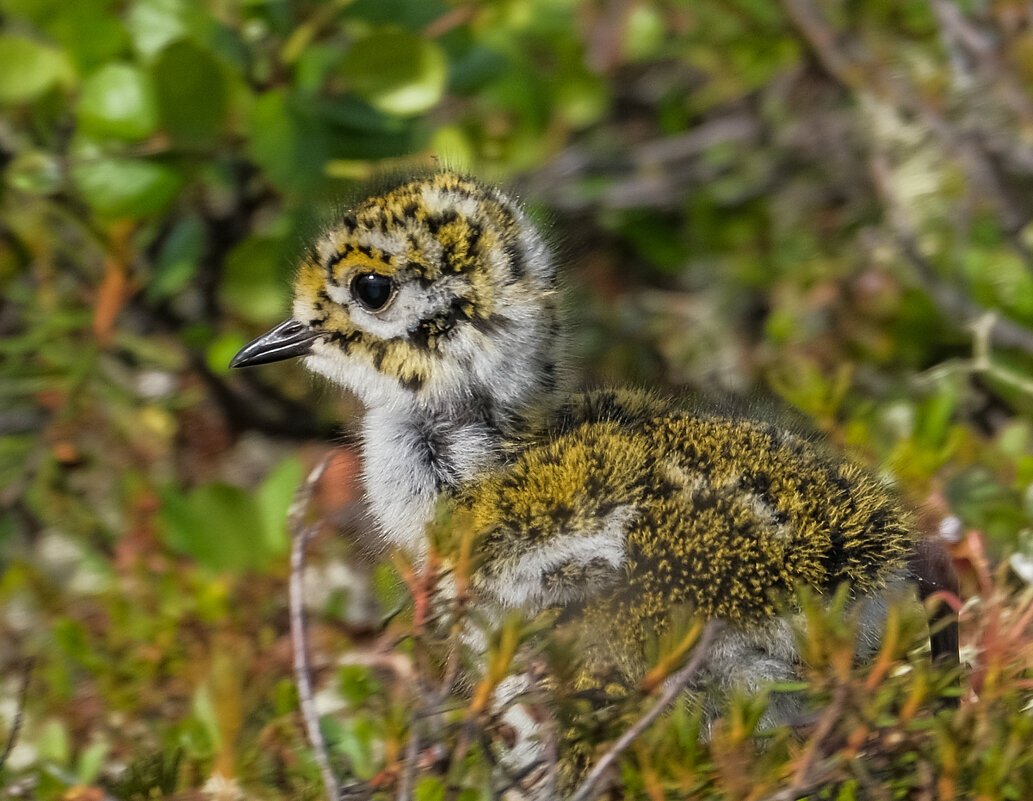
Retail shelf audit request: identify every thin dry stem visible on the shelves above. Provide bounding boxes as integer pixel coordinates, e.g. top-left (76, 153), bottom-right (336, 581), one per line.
top-left (566, 620), bottom-right (724, 801)
top-left (396, 715), bottom-right (421, 801)
top-left (0, 657), bottom-right (34, 774)
top-left (869, 152), bottom-right (1033, 356)
top-left (288, 456), bottom-right (341, 801)
top-left (791, 681), bottom-right (850, 788)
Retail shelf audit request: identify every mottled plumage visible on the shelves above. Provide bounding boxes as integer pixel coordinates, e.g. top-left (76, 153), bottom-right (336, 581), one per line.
top-left (466, 392), bottom-right (912, 675)
top-left (231, 172), bottom-right (953, 795)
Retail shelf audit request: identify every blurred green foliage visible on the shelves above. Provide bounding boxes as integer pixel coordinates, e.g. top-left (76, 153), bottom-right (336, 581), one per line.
top-left (2, 0), bottom-right (1033, 798)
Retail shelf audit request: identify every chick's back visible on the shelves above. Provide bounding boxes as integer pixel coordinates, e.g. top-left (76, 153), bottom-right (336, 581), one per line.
top-left (463, 388), bottom-right (915, 682)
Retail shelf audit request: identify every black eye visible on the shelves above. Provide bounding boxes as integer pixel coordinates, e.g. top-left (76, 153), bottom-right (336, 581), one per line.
top-left (350, 273), bottom-right (395, 311)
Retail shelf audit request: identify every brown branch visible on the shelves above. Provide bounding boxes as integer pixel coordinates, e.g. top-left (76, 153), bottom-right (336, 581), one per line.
top-left (0, 657), bottom-right (33, 775)
top-left (753, 760), bottom-right (841, 801)
top-left (288, 456), bottom-right (342, 801)
top-left (566, 620), bottom-right (724, 801)
top-left (750, 681), bottom-right (854, 801)
top-left (396, 716), bottom-right (421, 801)
top-left (930, 0), bottom-right (1033, 128)
top-left (778, 0), bottom-right (865, 90)
top-left (791, 681), bottom-right (850, 787)
top-left (868, 152), bottom-right (1033, 356)
top-left (783, 0), bottom-right (1033, 274)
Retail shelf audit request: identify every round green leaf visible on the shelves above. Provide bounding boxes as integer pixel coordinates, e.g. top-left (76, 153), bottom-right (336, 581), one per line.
top-left (220, 234), bottom-right (290, 324)
top-left (126, 0), bottom-right (209, 59)
top-left (0, 34), bottom-right (72, 104)
top-left (206, 331), bottom-right (246, 375)
top-left (552, 70), bottom-right (608, 128)
top-left (246, 90), bottom-right (331, 192)
top-left (78, 63), bottom-right (159, 140)
top-left (623, 5), bottom-right (666, 61)
top-left (147, 214), bottom-right (204, 301)
top-left (72, 153), bottom-right (183, 218)
top-left (255, 457), bottom-right (302, 558)
top-left (152, 40), bottom-right (227, 146)
top-left (5, 150), bottom-right (63, 195)
top-left (159, 482), bottom-right (269, 573)
top-left (341, 30), bottom-right (446, 116)
top-left (38, 0), bottom-right (129, 73)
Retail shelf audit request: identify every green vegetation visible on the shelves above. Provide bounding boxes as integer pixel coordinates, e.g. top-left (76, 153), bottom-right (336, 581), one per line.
top-left (1, 0), bottom-right (1032, 798)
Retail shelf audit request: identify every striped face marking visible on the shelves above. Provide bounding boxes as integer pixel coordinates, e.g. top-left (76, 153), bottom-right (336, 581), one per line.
top-left (292, 173), bottom-right (557, 401)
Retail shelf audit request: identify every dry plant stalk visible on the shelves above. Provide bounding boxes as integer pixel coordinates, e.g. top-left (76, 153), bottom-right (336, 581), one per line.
top-left (287, 456), bottom-right (342, 801)
top-left (0, 657), bottom-right (33, 775)
top-left (567, 620), bottom-right (724, 801)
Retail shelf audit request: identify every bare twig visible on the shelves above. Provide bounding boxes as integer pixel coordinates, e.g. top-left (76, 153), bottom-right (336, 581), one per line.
top-left (930, 0), bottom-right (1033, 127)
top-left (288, 456), bottom-right (341, 801)
top-left (752, 759), bottom-right (841, 801)
top-left (868, 152), bottom-right (1033, 357)
top-left (566, 620), bottom-right (724, 801)
top-left (0, 657), bottom-right (34, 774)
top-left (791, 681), bottom-right (850, 788)
top-left (396, 715), bottom-right (421, 801)
top-left (783, 0), bottom-right (1033, 273)
top-left (633, 113), bottom-right (760, 168)
top-left (778, 0), bottom-right (864, 90)
top-left (747, 678), bottom-right (857, 801)
top-left (850, 754), bottom-right (893, 801)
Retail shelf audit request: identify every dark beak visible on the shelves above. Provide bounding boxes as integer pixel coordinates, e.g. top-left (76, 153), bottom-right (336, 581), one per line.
top-left (230, 319), bottom-right (323, 368)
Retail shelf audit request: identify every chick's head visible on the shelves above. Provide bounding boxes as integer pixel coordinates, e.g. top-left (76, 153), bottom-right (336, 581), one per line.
top-left (232, 173), bottom-right (558, 408)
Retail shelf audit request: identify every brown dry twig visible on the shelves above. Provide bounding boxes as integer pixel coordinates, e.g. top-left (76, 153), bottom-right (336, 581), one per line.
top-left (395, 715), bottom-right (421, 801)
top-left (288, 455), bottom-right (344, 801)
top-left (868, 151), bottom-right (1033, 357)
top-left (0, 657), bottom-right (34, 775)
top-left (566, 620), bottom-right (724, 801)
top-left (750, 678), bottom-right (858, 801)
top-left (784, 0), bottom-right (1033, 277)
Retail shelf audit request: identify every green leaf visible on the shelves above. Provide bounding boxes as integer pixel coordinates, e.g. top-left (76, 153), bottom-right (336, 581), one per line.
top-left (341, 29), bottom-right (447, 116)
top-left (126, 0), bottom-right (210, 59)
top-left (312, 95), bottom-right (427, 160)
top-left (34, 0), bottom-right (128, 73)
top-left (623, 5), bottom-right (666, 61)
top-left (206, 331), bottom-right (247, 375)
top-left (147, 214), bottom-right (204, 301)
top-left (158, 482), bottom-right (269, 573)
top-left (156, 462), bottom-right (296, 575)
top-left (0, 34), bottom-right (72, 104)
top-left (946, 466), bottom-right (1025, 543)
top-left (325, 715), bottom-right (380, 779)
top-left (292, 43), bottom-right (343, 95)
top-left (37, 718), bottom-right (72, 767)
top-left (337, 664), bottom-right (382, 707)
top-left (254, 457), bottom-right (303, 559)
top-left (413, 778), bottom-right (446, 801)
top-left (551, 68), bottom-right (608, 128)
top-left (152, 39), bottom-right (228, 146)
top-left (345, 0), bottom-right (449, 30)
top-left (189, 683), bottom-right (221, 754)
top-left (220, 234), bottom-right (291, 324)
top-left (71, 150), bottom-right (183, 219)
top-left (78, 62), bottom-right (160, 140)
top-left (448, 44), bottom-right (508, 96)
top-left (5, 149), bottom-right (63, 195)
top-left (313, 95), bottom-right (427, 161)
top-left (246, 89), bottom-right (331, 192)
top-left (76, 740), bottom-right (110, 784)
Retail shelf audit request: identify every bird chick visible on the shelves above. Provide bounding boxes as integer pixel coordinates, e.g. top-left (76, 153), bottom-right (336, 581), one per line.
top-left (231, 172), bottom-right (956, 790)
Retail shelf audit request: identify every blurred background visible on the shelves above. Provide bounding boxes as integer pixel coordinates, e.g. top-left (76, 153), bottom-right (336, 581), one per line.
top-left (2, 0), bottom-right (1033, 798)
